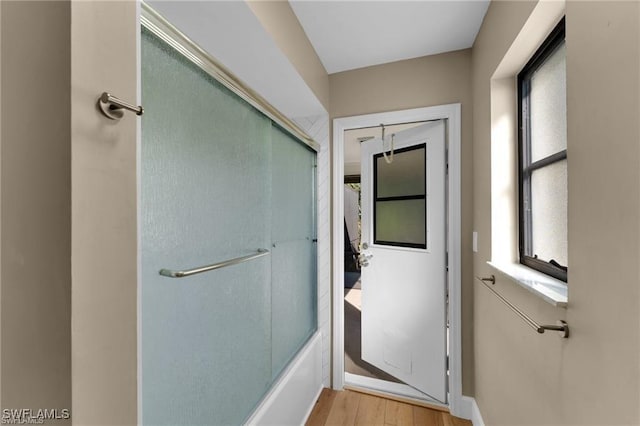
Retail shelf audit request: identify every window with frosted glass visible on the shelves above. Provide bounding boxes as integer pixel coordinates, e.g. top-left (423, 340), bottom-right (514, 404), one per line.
top-left (518, 17), bottom-right (567, 282)
top-left (373, 144), bottom-right (426, 248)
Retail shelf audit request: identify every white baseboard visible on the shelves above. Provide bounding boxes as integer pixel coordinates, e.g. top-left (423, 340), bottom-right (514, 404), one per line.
top-left (454, 396), bottom-right (484, 426)
top-left (245, 332), bottom-right (323, 426)
top-left (452, 396), bottom-right (473, 420)
top-left (470, 397), bottom-right (485, 426)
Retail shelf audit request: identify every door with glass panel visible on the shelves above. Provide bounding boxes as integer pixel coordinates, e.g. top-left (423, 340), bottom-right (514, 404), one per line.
top-left (359, 121), bottom-right (447, 402)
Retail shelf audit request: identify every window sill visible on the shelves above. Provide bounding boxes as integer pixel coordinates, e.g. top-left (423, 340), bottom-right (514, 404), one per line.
top-left (487, 261), bottom-right (568, 308)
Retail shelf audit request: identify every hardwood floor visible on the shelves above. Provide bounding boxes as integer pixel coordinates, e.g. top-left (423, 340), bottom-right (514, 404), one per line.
top-left (306, 389), bottom-right (472, 426)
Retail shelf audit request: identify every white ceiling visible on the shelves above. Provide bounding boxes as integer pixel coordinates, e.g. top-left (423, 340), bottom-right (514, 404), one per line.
top-left (289, 0), bottom-right (490, 74)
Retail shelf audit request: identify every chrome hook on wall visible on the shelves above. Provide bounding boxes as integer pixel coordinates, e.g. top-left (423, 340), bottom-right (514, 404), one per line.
top-left (98, 92), bottom-right (144, 120)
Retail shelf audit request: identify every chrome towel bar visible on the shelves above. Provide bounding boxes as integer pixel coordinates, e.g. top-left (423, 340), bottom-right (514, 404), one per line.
top-left (476, 275), bottom-right (569, 338)
top-left (160, 249), bottom-right (269, 278)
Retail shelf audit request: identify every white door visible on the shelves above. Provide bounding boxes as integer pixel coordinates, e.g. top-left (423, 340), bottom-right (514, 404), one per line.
top-left (360, 120), bottom-right (447, 403)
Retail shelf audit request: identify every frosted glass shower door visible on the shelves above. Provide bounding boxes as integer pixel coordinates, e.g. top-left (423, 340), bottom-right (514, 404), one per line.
top-left (142, 29), bottom-right (272, 425)
top-left (141, 22), bottom-right (318, 426)
top-left (270, 126), bottom-right (317, 378)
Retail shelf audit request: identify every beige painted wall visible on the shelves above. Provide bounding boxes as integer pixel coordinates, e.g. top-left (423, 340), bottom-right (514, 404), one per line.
top-left (70, 1), bottom-right (138, 424)
top-left (0, 2), bottom-right (138, 423)
top-left (329, 49), bottom-right (475, 396)
top-left (472, 1), bottom-right (640, 424)
top-left (1, 1), bottom-right (71, 422)
top-left (247, 0), bottom-right (330, 112)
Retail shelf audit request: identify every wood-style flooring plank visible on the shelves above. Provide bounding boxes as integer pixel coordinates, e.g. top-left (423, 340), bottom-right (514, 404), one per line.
top-left (441, 412), bottom-right (455, 426)
top-left (324, 390), bottom-right (361, 426)
top-left (384, 399), bottom-right (414, 426)
top-left (413, 405), bottom-right (444, 426)
top-left (354, 393), bottom-right (386, 426)
top-left (448, 413), bottom-right (472, 426)
top-left (305, 388), bottom-right (468, 426)
top-left (306, 388), bottom-right (339, 426)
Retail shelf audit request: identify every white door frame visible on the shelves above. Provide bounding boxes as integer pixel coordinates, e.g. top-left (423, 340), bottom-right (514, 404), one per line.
top-left (332, 104), bottom-right (464, 415)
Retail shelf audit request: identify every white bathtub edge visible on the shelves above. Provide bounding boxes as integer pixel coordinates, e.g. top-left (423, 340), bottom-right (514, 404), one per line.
top-left (245, 331), bottom-right (324, 426)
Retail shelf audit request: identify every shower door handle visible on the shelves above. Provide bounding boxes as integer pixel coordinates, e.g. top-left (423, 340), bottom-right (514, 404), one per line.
top-left (159, 249), bottom-right (270, 278)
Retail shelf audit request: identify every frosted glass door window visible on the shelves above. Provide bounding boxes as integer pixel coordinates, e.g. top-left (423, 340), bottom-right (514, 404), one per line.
top-left (376, 148), bottom-right (425, 197)
top-left (141, 27), bottom-right (316, 426)
top-left (374, 144), bottom-right (426, 248)
top-left (375, 199), bottom-right (425, 246)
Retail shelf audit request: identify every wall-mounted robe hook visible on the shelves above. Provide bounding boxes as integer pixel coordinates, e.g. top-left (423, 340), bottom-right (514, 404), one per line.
top-left (98, 92), bottom-right (144, 120)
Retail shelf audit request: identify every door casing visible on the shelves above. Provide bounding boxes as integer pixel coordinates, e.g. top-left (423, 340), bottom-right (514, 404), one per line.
top-left (331, 104), bottom-right (464, 415)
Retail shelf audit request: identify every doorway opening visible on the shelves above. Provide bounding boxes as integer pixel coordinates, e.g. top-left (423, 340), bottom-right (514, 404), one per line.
top-left (343, 122), bottom-right (425, 385)
top-left (332, 105), bottom-right (463, 413)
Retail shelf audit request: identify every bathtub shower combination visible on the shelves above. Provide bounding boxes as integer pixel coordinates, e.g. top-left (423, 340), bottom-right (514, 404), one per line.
top-left (140, 10), bottom-right (318, 425)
